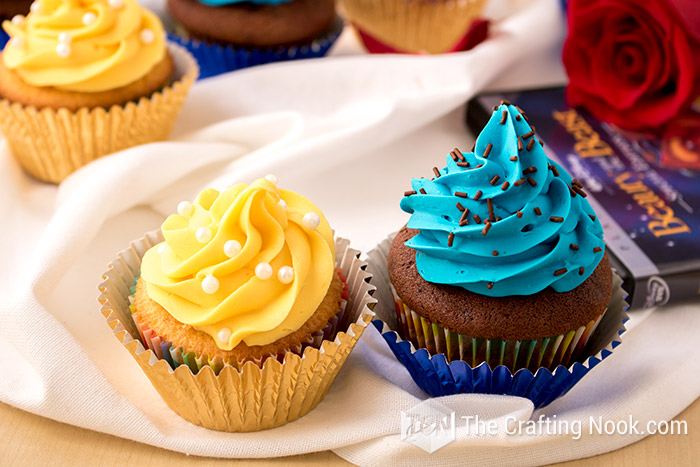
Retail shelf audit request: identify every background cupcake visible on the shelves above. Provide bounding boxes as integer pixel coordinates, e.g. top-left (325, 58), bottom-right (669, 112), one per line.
top-left (100, 176), bottom-right (375, 431)
top-left (166, 0), bottom-right (343, 79)
top-left (339, 0), bottom-right (488, 54)
top-left (369, 102), bottom-right (627, 407)
top-left (0, 0), bottom-right (198, 183)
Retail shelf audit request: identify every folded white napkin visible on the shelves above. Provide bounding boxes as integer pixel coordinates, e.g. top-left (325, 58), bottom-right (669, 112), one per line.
top-left (1, 0), bottom-right (698, 465)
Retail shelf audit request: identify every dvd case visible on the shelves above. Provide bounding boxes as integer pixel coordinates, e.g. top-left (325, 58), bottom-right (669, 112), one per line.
top-left (467, 87), bottom-right (700, 309)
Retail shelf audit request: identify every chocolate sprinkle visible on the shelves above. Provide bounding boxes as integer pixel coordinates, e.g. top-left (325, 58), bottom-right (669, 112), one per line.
top-left (572, 179), bottom-right (584, 188)
top-left (500, 110), bottom-right (508, 124)
top-left (419, 188), bottom-right (427, 194)
top-left (448, 232), bottom-right (455, 247)
top-left (500, 99), bottom-right (512, 105)
top-left (550, 216), bottom-right (564, 223)
top-left (481, 221), bottom-right (492, 235)
top-left (589, 214), bottom-right (596, 222)
top-left (492, 105), bottom-right (500, 111)
top-left (490, 175), bottom-right (500, 185)
top-left (526, 138), bottom-right (535, 151)
top-left (457, 161), bottom-right (471, 168)
top-left (514, 178), bottom-right (527, 187)
top-left (450, 151), bottom-right (458, 162)
top-left (501, 181), bottom-right (510, 191)
top-left (470, 140), bottom-right (476, 152)
top-left (573, 185), bottom-right (588, 197)
top-left (516, 211), bottom-right (523, 218)
top-left (473, 214), bottom-right (482, 224)
top-left (549, 164), bottom-right (560, 177)
top-left (487, 198), bottom-right (495, 221)
top-left (510, 156), bottom-right (518, 161)
top-left (517, 136), bottom-right (523, 151)
top-left (579, 267), bottom-right (585, 276)
top-left (487, 282), bottom-right (494, 290)
top-left (475, 164), bottom-right (484, 169)
top-left (474, 190), bottom-right (483, 200)
top-left (456, 202), bottom-right (465, 212)
top-left (495, 216), bottom-right (503, 222)
top-left (523, 166), bottom-right (537, 175)
top-left (593, 246), bottom-right (603, 253)
top-left (554, 268), bottom-right (567, 276)
top-left (404, 190), bottom-right (417, 196)
top-left (433, 167), bottom-right (441, 178)
top-left (459, 209), bottom-right (470, 226)
top-left (492, 251), bottom-right (499, 256)
top-left (534, 207), bottom-right (542, 215)
top-left (539, 139), bottom-right (544, 146)
top-left (527, 177), bottom-right (537, 187)
top-left (522, 130), bottom-right (535, 140)
top-left (516, 115), bottom-right (522, 121)
top-left (483, 143), bottom-right (493, 159)
top-left (569, 186), bottom-right (577, 197)
top-left (452, 148), bottom-right (466, 162)
top-left (455, 191), bottom-right (468, 198)
top-left (570, 244), bottom-right (579, 250)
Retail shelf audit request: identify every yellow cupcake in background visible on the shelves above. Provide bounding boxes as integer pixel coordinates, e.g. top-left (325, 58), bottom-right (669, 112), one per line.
top-left (0, 0), bottom-right (198, 183)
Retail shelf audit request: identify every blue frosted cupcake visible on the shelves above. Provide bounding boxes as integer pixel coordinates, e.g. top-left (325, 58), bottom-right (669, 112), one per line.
top-left (369, 101), bottom-right (627, 407)
top-left (166, 0), bottom-right (342, 79)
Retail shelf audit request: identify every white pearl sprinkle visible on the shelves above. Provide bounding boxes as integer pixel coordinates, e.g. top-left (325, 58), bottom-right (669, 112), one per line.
top-left (140, 28), bottom-right (155, 44)
top-left (195, 226), bottom-right (212, 243)
top-left (108, 0), bottom-right (124, 8)
top-left (278, 199), bottom-right (287, 211)
top-left (224, 240), bottom-right (241, 258)
top-left (11, 15), bottom-right (24, 25)
top-left (255, 262), bottom-right (273, 280)
top-left (58, 32), bottom-right (72, 44)
top-left (30, 2), bottom-right (41, 13)
top-left (302, 212), bottom-right (320, 230)
top-left (202, 275), bottom-right (220, 294)
top-left (277, 266), bottom-right (294, 284)
top-left (56, 42), bottom-right (71, 58)
top-left (177, 201), bottom-right (194, 217)
top-left (157, 243), bottom-right (166, 255)
top-left (10, 37), bottom-right (24, 49)
top-left (82, 12), bottom-right (97, 26)
top-left (217, 327), bottom-right (231, 344)
top-left (264, 174), bottom-right (278, 185)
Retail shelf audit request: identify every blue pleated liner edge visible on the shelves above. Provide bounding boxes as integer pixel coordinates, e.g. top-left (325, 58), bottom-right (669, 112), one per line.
top-left (163, 15), bottom-right (345, 79)
top-left (365, 234), bottom-right (629, 409)
top-left (0, 29), bottom-right (8, 50)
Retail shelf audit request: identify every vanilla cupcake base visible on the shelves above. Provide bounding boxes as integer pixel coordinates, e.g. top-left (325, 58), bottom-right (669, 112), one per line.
top-left (0, 42), bottom-right (198, 184)
top-left (99, 230), bottom-right (375, 432)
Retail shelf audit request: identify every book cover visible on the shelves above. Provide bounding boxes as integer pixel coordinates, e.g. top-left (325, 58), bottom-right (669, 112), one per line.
top-left (467, 87), bottom-right (700, 309)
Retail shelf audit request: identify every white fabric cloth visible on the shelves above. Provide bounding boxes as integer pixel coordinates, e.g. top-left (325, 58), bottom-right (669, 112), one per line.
top-left (1, 0), bottom-right (698, 465)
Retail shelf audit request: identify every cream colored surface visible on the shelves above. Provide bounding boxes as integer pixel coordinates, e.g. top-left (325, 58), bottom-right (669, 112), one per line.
top-left (0, 398), bottom-right (697, 465)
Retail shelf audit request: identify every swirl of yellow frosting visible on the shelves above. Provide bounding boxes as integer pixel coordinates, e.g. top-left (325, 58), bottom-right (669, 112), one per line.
top-left (2, 0), bottom-right (166, 92)
top-left (140, 178), bottom-right (336, 351)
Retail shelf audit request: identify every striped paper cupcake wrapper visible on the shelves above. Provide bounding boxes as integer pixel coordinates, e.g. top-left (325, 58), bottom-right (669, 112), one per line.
top-left (99, 230), bottom-right (376, 432)
top-left (129, 273), bottom-right (349, 374)
top-left (367, 234), bottom-right (628, 409)
top-left (167, 15), bottom-right (344, 80)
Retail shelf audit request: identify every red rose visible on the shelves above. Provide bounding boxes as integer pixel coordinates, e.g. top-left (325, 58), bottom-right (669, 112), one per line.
top-left (563, 0), bottom-right (700, 132)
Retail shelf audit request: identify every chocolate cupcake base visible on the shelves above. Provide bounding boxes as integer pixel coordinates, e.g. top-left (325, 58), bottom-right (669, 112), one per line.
top-left (368, 234), bottom-right (628, 409)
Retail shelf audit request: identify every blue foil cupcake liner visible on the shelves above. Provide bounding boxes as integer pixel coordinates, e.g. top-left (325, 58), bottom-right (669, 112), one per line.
top-left (0, 29), bottom-right (8, 50)
top-left (366, 235), bottom-right (628, 409)
top-left (166, 15), bottom-right (344, 79)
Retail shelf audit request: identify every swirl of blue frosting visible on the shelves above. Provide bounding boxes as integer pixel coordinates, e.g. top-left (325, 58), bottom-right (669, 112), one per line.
top-left (400, 103), bottom-right (606, 297)
top-left (198, 0), bottom-right (291, 6)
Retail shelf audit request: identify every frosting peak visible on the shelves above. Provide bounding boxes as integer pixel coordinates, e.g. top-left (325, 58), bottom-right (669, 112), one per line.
top-left (400, 103), bottom-right (606, 297)
top-left (2, 0), bottom-right (167, 92)
top-left (141, 179), bottom-right (336, 350)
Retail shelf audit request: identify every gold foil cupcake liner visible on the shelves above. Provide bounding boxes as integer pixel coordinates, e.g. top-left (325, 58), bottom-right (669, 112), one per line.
top-left (339, 0), bottom-right (488, 53)
top-left (0, 42), bottom-right (199, 184)
top-left (98, 230), bottom-right (375, 432)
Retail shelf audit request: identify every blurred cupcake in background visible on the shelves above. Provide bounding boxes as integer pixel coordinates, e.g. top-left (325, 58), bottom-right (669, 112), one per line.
top-left (339, 0), bottom-right (489, 54)
top-left (166, 0), bottom-right (344, 79)
top-left (0, 1), bottom-right (33, 48)
top-left (0, 0), bottom-right (198, 183)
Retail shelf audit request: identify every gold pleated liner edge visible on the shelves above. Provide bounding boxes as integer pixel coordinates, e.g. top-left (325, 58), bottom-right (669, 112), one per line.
top-left (0, 42), bottom-right (199, 184)
top-left (339, 0), bottom-right (488, 53)
top-left (98, 230), bottom-right (376, 432)
top-left (391, 283), bottom-right (605, 373)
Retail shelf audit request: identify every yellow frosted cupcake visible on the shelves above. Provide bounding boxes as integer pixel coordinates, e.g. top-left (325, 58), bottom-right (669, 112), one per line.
top-left (0, 0), bottom-right (198, 183)
top-left (99, 176), bottom-right (375, 431)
